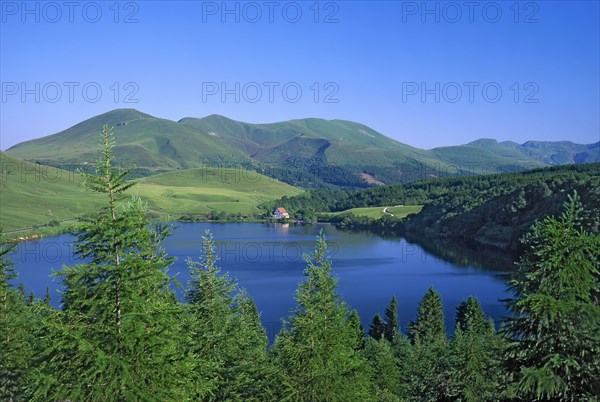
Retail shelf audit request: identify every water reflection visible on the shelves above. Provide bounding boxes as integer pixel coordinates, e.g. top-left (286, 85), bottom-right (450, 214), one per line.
top-left (10, 223), bottom-right (513, 339)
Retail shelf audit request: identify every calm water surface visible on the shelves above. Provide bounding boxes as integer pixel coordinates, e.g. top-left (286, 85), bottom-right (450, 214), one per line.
top-left (11, 223), bottom-right (515, 337)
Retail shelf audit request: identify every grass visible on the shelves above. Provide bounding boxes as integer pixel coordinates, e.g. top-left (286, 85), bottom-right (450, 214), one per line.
top-left (1, 152), bottom-right (302, 232)
top-left (328, 205), bottom-right (423, 219)
top-left (0, 152), bottom-right (105, 231)
top-left (133, 167), bottom-right (302, 216)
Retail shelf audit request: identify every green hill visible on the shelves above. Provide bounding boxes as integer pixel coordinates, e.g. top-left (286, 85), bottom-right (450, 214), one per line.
top-left (270, 163), bottom-right (600, 251)
top-left (0, 152), bottom-right (301, 231)
top-left (464, 138), bottom-right (600, 165)
top-left (0, 152), bottom-right (104, 230)
top-left (133, 167), bottom-right (302, 216)
top-left (7, 109), bottom-right (251, 170)
top-left (6, 109), bottom-right (599, 188)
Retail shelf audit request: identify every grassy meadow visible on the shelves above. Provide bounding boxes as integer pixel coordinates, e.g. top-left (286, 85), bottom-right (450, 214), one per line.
top-left (1, 152), bottom-right (301, 234)
top-left (327, 205), bottom-right (423, 219)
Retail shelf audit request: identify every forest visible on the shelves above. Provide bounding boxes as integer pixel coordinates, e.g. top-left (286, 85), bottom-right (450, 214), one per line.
top-left (1, 127), bottom-right (599, 401)
top-left (264, 163), bottom-right (600, 251)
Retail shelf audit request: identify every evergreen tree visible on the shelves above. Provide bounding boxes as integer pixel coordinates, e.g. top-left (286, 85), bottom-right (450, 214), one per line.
top-left (349, 308), bottom-right (366, 350)
top-left (0, 229), bottom-right (34, 401)
top-left (455, 296), bottom-right (487, 334)
top-left (448, 297), bottom-right (505, 401)
top-left (42, 287), bottom-right (51, 306)
top-left (29, 125), bottom-right (201, 401)
top-left (406, 287), bottom-right (449, 401)
top-left (272, 231), bottom-right (372, 401)
top-left (383, 296), bottom-right (399, 342)
top-left (364, 337), bottom-right (404, 401)
top-left (228, 290), bottom-right (276, 400)
top-left (504, 191), bottom-right (600, 401)
top-left (369, 313), bottom-right (385, 340)
top-left (186, 230), bottom-right (236, 399)
top-left (409, 286), bottom-right (446, 343)
top-left (186, 230), bottom-right (274, 400)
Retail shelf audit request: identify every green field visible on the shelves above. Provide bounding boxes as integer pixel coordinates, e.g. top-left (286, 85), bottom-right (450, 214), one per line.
top-left (329, 205), bottom-right (423, 219)
top-left (1, 152), bottom-right (301, 232)
top-left (133, 167), bottom-right (302, 215)
top-left (0, 152), bottom-right (105, 231)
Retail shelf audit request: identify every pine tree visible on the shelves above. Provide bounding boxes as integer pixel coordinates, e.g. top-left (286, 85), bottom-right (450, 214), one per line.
top-left (383, 296), bottom-right (399, 342)
top-left (272, 231), bottom-right (372, 401)
top-left (364, 337), bottom-right (404, 401)
top-left (369, 313), bottom-right (385, 340)
top-left (187, 230), bottom-right (274, 400)
top-left (409, 286), bottom-right (446, 344)
top-left (349, 308), bottom-right (366, 350)
top-left (504, 191), bottom-right (600, 401)
top-left (29, 125), bottom-right (201, 401)
top-left (406, 287), bottom-right (449, 401)
top-left (186, 230), bottom-right (236, 398)
top-left (455, 296), bottom-right (487, 334)
top-left (448, 297), bottom-right (505, 401)
top-left (228, 290), bottom-right (276, 400)
top-left (0, 229), bottom-right (34, 401)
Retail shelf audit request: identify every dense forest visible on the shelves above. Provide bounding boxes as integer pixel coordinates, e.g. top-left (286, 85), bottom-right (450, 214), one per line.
top-left (1, 128), bottom-right (599, 401)
top-left (263, 163), bottom-right (600, 251)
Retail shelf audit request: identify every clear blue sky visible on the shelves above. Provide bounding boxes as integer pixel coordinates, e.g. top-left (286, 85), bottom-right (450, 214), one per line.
top-left (1, 0), bottom-right (599, 150)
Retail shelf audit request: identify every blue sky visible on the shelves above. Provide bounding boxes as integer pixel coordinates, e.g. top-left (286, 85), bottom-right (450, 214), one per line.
top-left (1, 0), bottom-right (599, 150)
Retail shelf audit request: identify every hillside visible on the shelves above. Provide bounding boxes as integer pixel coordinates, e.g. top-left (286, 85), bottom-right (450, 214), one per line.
top-left (0, 153), bottom-right (301, 231)
top-left (463, 138), bottom-right (600, 165)
top-left (0, 152), bottom-right (104, 230)
top-left (7, 109), bottom-right (251, 170)
top-left (268, 163), bottom-right (600, 251)
top-left (6, 109), bottom-right (599, 188)
top-left (133, 167), bottom-right (302, 217)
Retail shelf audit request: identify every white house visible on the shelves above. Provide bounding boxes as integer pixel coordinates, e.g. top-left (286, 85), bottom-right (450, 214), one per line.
top-left (273, 207), bottom-right (290, 219)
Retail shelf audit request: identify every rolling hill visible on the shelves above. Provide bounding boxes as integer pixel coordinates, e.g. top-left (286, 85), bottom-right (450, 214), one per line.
top-left (6, 109), bottom-right (599, 188)
top-left (0, 152), bottom-right (104, 230)
top-left (133, 167), bottom-right (302, 216)
top-left (0, 152), bottom-right (301, 231)
top-left (7, 109), bottom-right (251, 170)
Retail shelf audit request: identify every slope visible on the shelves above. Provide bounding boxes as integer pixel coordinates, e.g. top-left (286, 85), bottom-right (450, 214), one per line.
top-left (6, 109), bottom-right (599, 189)
top-left (133, 167), bottom-right (302, 216)
top-left (7, 109), bottom-right (252, 169)
top-left (0, 152), bottom-right (104, 230)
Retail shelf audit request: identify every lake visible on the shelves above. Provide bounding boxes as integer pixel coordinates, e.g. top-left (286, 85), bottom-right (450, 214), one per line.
top-left (10, 222), bottom-right (515, 339)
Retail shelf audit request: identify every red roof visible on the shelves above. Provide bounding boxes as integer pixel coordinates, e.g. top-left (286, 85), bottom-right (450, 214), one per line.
top-left (277, 207), bottom-right (288, 214)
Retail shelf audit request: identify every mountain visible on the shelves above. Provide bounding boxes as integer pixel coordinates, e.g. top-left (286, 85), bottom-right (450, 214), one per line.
top-left (464, 138), bottom-right (600, 165)
top-left (6, 109), bottom-right (599, 188)
top-left (7, 109), bottom-right (251, 170)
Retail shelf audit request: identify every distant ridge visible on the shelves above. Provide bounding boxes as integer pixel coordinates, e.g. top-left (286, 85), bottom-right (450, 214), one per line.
top-left (7, 109), bottom-right (599, 188)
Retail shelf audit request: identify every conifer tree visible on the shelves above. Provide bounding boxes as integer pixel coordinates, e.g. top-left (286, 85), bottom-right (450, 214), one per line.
top-left (504, 191), bottom-right (600, 401)
top-left (409, 286), bottom-right (446, 344)
top-left (383, 296), bottom-right (399, 342)
top-left (349, 308), bottom-right (366, 350)
top-left (406, 287), bottom-right (449, 401)
top-left (455, 296), bottom-right (487, 334)
top-left (448, 297), bottom-right (505, 401)
top-left (0, 230), bottom-right (34, 401)
top-left (29, 125), bottom-right (201, 401)
top-left (187, 230), bottom-right (274, 400)
top-left (364, 337), bottom-right (404, 401)
top-left (369, 313), bottom-right (385, 340)
top-left (272, 231), bottom-right (372, 401)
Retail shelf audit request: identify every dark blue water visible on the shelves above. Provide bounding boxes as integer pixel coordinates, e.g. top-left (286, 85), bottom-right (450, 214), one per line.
top-left (10, 223), bottom-right (514, 338)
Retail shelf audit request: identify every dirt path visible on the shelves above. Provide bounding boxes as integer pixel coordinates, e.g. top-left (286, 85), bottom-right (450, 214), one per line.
top-left (383, 205), bottom-right (405, 217)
